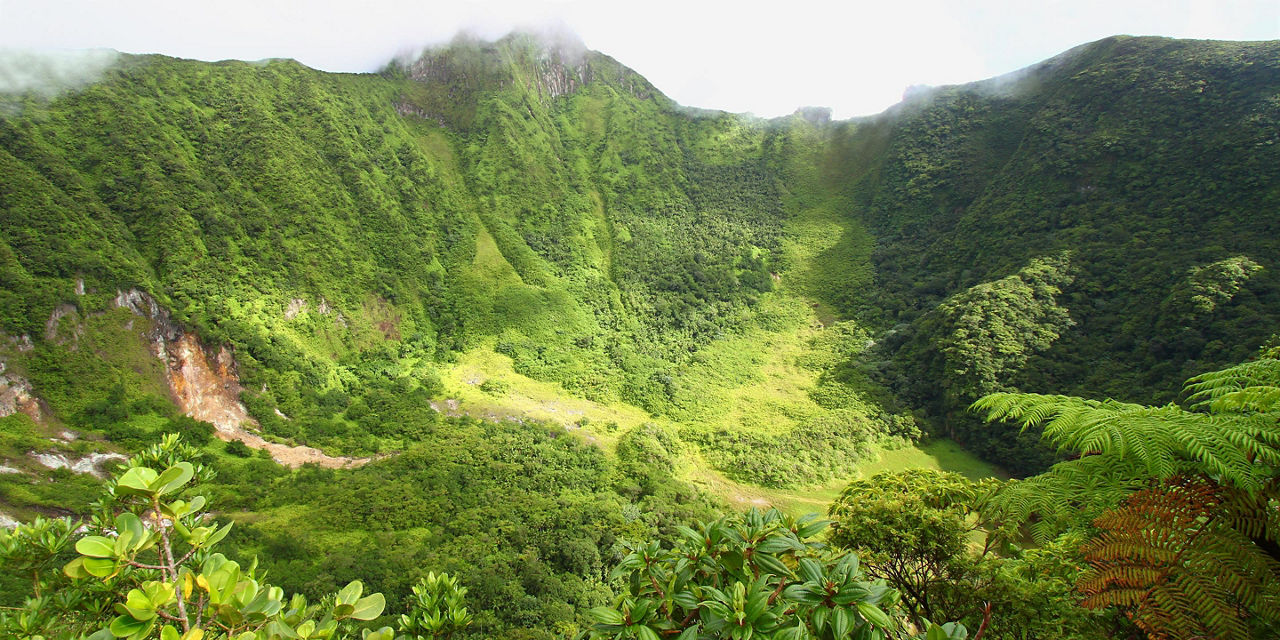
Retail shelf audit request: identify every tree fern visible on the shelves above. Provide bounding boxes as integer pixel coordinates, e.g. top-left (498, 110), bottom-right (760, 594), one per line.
top-left (1186, 357), bottom-right (1280, 414)
top-left (979, 455), bottom-right (1153, 543)
top-left (1078, 476), bottom-right (1280, 640)
top-left (972, 357), bottom-right (1280, 639)
top-left (971, 393), bottom-right (1279, 494)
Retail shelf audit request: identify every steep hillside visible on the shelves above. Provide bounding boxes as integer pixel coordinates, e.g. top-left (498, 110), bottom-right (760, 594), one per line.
top-left (2, 33), bottom-right (1278, 480)
top-left (3, 31), bottom-right (1280, 639)
top-left (0, 33), bottom-right (914, 500)
top-left (809, 36), bottom-right (1280, 470)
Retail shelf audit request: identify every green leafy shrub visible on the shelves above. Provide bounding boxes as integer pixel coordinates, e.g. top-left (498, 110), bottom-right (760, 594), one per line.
top-left (587, 508), bottom-right (924, 640)
top-left (1, 435), bottom-right (390, 640)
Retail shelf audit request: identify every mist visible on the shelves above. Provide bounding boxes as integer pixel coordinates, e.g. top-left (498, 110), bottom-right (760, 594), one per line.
top-left (0, 0), bottom-right (1275, 119)
top-left (0, 48), bottom-right (120, 98)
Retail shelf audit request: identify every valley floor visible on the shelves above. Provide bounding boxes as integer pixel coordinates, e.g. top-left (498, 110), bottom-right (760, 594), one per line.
top-left (433, 335), bottom-right (1004, 514)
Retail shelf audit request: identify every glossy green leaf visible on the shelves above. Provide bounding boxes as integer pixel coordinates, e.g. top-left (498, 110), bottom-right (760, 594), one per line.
top-left (349, 592), bottom-right (386, 620)
top-left (674, 591), bottom-right (700, 610)
top-left (153, 462), bottom-right (194, 496)
top-left (83, 557), bottom-right (118, 578)
top-left (835, 553), bottom-right (859, 578)
top-left (635, 625), bottom-right (660, 640)
top-left (777, 625), bottom-right (808, 640)
top-left (832, 607), bottom-right (852, 639)
top-left (109, 614), bottom-right (152, 638)
top-left (796, 520), bottom-right (831, 538)
top-left (86, 628), bottom-right (115, 640)
top-left (589, 606), bottom-right (625, 626)
top-left (361, 627), bottom-right (395, 640)
top-left (337, 580), bottom-right (363, 604)
top-left (754, 538), bottom-right (787, 555)
top-left (783, 584), bottom-right (823, 604)
top-left (834, 584), bottom-right (871, 605)
top-left (797, 558), bottom-right (825, 585)
top-left (675, 625), bottom-right (700, 640)
top-left (116, 468), bottom-right (160, 496)
top-left (638, 597), bottom-right (660, 622)
top-left (114, 513), bottom-right (148, 554)
top-left (856, 601), bottom-right (893, 629)
top-left (754, 553), bottom-right (792, 577)
top-left (63, 556), bottom-right (89, 579)
top-left (811, 606), bottom-right (829, 632)
top-left (76, 535), bottom-right (117, 558)
top-left (124, 589), bottom-right (158, 621)
top-left (265, 622), bottom-right (298, 639)
top-left (144, 581), bottom-right (176, 607)
top-left (202, 522), bottom-right (233, 549)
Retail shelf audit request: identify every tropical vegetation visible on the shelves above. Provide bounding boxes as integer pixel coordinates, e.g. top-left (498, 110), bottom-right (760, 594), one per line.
top-left (1, 31), bottom-right (1279, 639)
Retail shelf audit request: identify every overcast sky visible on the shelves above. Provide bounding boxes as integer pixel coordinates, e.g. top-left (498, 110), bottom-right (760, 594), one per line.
top-left (1, 0), bottom-right (1277, 118)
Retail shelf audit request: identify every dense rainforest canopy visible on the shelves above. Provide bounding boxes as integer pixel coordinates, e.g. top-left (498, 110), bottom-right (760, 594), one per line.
top-left (1, 32), bottom-right (1278, 639)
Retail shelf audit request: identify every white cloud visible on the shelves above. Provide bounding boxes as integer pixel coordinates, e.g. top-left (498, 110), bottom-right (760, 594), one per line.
top-left (0, 48), bottom-right (119, 96)
top-left (0, 0), bottom-right (1275, 117)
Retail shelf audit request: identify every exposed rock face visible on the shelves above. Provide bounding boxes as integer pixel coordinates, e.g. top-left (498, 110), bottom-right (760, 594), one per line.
top-left (165, 333), bottom-right (256, 434)
top-left (111, 288), bottom-right (371, 469)
top-left (528, 53), bottom-right (588, 100)
top-left (284, 298), bottom-right (308, 320)
top-left (44, 303), bottom-right (78, 343)
top-left (30, 451), bottom-right (127, 478)
top-left (394, 100), bottom-right (444, 125)
top-left (114, 288), bottom-right (161, 320)
top-left (8, 334), bottom-right (34, 352)
top-left (114, 288), bottom-right (181, 348)
top-left (0, 360), bottom-right (44, 422)
top-left (109, 289), bottom-right (253, 433)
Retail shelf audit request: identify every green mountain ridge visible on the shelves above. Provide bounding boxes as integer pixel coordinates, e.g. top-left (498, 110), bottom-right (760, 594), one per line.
top-left (3, 31), bottom-right (1279, 473)
top-left (2, 32), bottom-right (1279, 637)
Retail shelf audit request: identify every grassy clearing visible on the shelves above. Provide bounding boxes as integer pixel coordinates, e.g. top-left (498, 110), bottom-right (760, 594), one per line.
top-left (437, 345), bottom-right (654, 449)
top-left (857, 440), bottom-right (1010, 481)
top-left (684, 440), bottom-right (1006, 517)
top-left (777, 191), bottom-right (875, 325)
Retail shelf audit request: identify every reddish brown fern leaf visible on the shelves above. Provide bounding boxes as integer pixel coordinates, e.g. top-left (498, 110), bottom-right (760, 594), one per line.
top-left (1079, 475), bottom-right (1279, 640)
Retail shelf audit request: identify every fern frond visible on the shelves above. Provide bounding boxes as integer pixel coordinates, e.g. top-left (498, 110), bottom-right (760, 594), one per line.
top-left (972, 393), bottom-right (1279, 491)
top-left (1185, 358), bottom-right (1280, 412)
top-left (978, 361), bottom-right (1280, 639)
top-left (981, 455), bottom-right (1151, 541)
top-left (1079, 476), bottom-right (1280, 640)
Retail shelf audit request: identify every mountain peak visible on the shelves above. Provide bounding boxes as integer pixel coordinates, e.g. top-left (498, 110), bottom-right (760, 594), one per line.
top-left (389, 30), bottom-right (663, 128)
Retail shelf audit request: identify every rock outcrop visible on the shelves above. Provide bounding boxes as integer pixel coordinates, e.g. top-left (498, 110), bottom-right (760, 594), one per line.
top-left (112, 289), bottom-right (371, 469)
top-left (0, 360), bottom-right (44, 422)
top-left (30, 451), bottom-right (127, 478)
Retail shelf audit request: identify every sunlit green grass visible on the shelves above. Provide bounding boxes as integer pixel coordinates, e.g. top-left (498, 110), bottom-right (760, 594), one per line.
top-left (685, 439), bottom-right (1006, 517)
top-left (437, 344), bottom-right (652, 450)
